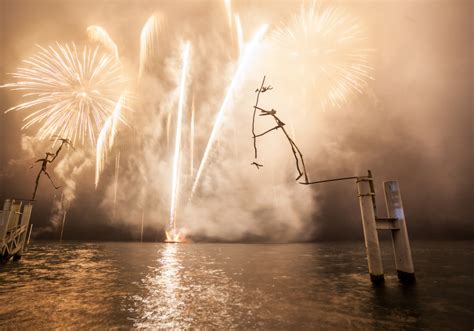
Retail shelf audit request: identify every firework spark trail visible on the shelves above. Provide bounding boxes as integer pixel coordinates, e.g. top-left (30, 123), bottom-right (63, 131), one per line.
top-left (95, 94), bottom-right (126, 188)
top-left (138, 15), bottom-right (160, 82)
top-left (86, 25), bottom-right (119, 60)
top-left (3, 43), bottom-right (124, 145)
top-left (224, 0), bottom-right (233, 30)
top-left (271, 1), bottom-right (373, 109)
top-left (169, 42), bottom-right (191, 229)
top-left (234, 14), bottom-right (244, 54)
top-left (113, 151), bottom-right (120, 217)
top-left (166, 109), bottom-right (172, 149)
top-left (190, 95), bottom-right (195, 177)
top-left (191, 24), bottom-right (268, 197)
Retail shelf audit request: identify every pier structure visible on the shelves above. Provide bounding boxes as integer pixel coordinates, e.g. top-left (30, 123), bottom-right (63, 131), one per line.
top-left (356, 171), bottom-right (415, 284)
top-left (0, 199), bottom-right (34, 262)
top-left (305, 170), bottom-right (415, 285)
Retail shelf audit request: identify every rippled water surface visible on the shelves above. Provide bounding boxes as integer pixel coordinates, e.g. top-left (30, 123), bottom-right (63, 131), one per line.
top-left (0, 241), bottom-right (472, 329)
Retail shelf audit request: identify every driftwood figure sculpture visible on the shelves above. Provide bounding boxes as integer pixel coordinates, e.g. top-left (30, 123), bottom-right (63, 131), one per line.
top-left (31, 152), bottom-right (60, 200)
top-left (51, 137), bottom-right (74, 162)
top-left (30, 137), bottom-right (73, 200)
top-left (251, 76), bottom-right (309, 183)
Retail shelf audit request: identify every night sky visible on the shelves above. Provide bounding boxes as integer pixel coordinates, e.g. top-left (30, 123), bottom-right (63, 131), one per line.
top-left (0, 0), bottom-right (472, 241)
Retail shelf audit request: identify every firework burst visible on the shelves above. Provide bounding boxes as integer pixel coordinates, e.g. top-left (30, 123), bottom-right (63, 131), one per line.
top-left (191, 24), bottom-right (268, 197)
top-left (138, 15), bottom-right (161, 81)
top-left (87, 25), bottom-right (120, 61)
top-left (272, 1), bottom-right (374, 109)
top-left (3, 42), bottom-right (126, 145)
top-left (95, 93), bottom-right (127, 188)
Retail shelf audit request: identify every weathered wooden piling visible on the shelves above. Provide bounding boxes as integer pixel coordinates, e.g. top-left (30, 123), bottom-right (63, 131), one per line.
top-left (303, 170), bottom-right (415, 285)
top-left (356, 172), bottom-right (385, 284)
top-left (383, 181), bottom-right (415, 283)
top-left (360, 172), bottom-right (416, 285)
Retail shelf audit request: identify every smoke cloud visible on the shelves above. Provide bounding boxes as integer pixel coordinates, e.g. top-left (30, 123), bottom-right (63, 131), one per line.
top-left (0, 0), bottom-right (472, 241)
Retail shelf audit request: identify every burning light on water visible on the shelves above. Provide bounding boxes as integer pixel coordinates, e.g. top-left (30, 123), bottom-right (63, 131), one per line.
top-left (165, 228), bottom-right (185, 243)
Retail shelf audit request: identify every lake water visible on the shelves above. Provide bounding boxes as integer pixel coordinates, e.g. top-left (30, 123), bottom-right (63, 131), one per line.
top-left (0, 241), bottom-right (472, 329)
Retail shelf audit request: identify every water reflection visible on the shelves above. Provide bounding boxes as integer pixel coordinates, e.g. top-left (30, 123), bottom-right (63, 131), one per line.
top-left (1, 242), bottom-right (472, 329)
top-left (133, 244), bottom-right (188, 329)
top-left (131, 244), bottom-right (253, 329)
top-left (0, 243), bottom-right (121, 328)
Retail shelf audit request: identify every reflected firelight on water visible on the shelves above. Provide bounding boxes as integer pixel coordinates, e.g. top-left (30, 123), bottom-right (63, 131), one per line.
top-left (133, 244), bottom-right (189, 329)
top-left (1, 243), bottom-right (472, 328)
top-left (131, 244), bottom-right (247, 329)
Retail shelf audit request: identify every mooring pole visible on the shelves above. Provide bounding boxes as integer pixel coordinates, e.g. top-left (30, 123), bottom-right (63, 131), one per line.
top-left (19, 202), bottom-right (33, 255)
top-left (59, 209), bottom-right (67, 242)
top-left (301, 170), bottom-right (415, 286)
top-left (27, 224), bottom-right (33, 246)
top-left (356, 170), bottom-right (384, 284)
top-left (140, 208), bottom-right (144, 243)
top-left (383, 181), bottom-right (415, 283)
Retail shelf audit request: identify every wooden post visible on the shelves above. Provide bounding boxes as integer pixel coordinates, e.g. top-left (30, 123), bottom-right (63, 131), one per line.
top-left (384, 181), bottom-right (415, 284)
top-left (19, 202), bottom-right (33, 254)
top-left (59, 208), bottom-right (67, 242)
top-left (140, 208), bottom-right (144, 243)
top-left (357, 171), bottom-right (384, 284)
top-left (27, 224), bottom-right (33, 246)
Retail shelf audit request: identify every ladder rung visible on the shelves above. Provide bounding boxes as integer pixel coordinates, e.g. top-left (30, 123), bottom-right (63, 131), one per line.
top-left (375, 217), bottom-right (400, 230)
top-left (376, 217), bottom-right (398, 222)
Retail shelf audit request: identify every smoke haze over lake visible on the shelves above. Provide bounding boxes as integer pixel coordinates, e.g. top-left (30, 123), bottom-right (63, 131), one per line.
top-left (0, 0), bottom-right (472, 241)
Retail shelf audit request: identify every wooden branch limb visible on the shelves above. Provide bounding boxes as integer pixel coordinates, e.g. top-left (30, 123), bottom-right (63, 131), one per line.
top-left (252, 76), bottom-right (266, 159)
top-left (300, 176), bottom-right (358, 185)
top-left (250, 76), bottom-right (310, 183)
top-left (291, 140), bottom-right (309, 183)
top-left (281, 127), bottom-right (304, 180)
top-left (254, 125), bottom-right (281, 138)
top-left (253, 105), bottom-right (269, 113)
top-left (286, 133), bottom-right (309, 183)
top-left (277, 117), bottom-right (308, 183)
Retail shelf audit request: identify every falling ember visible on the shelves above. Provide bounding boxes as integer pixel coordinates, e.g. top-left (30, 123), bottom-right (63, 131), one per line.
top-left (138, 15), bottom-right (160, 81)
top-left (191, 24), bottom-right (268, 197)
top-left (2, 43), bottom-right (126, 145)
top-left (168, 41), bottom-right (191, 242)
top-left (95, 94), bottom-right (126, 188)
top-left (271, 1), bottom-right (374, 109)
top-left (86, 25), bottom-right (119, 60)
